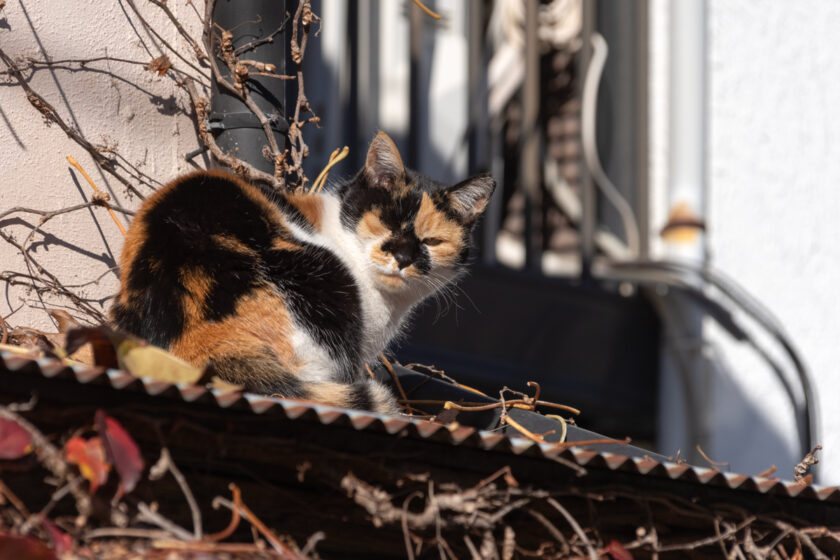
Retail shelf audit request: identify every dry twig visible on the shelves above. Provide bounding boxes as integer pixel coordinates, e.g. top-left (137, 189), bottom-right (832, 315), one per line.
top-left (794, 445), bottom-right (821, 482)
top-left (66, 155), bottom-right (127, 236)
top-left (0, 46), bottom-right (146, 199)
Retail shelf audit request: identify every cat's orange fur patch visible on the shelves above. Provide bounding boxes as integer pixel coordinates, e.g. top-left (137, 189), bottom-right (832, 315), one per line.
top-left (272, 236), bottom-right (302, 252)
top-left (357, 209), bottom-right (389, 240)
top-left (307, 382), bottom-right (354, 408)
top-left (179, 267), bottom-right (213, 323)
top-left (170, 288), bottom-right (300, 376)
top-left (211, 234), bottom-right (259, 256)
top-left (414, 194), bottom-right (463, 265)
top-left (377, 273), bottom-right (406, 289)
top-left (286, 193), bottom-right (323, 231)
top-left (370, 246), bottom-right (393, 268)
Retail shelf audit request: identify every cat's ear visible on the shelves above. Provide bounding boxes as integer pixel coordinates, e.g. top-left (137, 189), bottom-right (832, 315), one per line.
top-left (365, 131), bottom-right (405, 189)
top-left (444, 174), bottom-right (496, 226)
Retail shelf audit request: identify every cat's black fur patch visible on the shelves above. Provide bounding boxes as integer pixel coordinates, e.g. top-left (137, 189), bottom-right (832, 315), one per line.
top-left (346, 380), bottom-right (375, 411)
top-left (266, 246), bottom-right (362, 376)
top-left (120, 174), bottom-right (276, 345)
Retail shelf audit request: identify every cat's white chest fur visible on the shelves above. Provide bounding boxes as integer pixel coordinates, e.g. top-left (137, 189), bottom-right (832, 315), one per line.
top-left (283, 194), bottom-right (432, 373)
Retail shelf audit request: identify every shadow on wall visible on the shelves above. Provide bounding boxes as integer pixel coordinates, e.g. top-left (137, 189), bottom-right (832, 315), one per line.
top-left (659, 301), bottom-right (802, 479)
top-left (0, 0), bottom-right (202, 328)
top-left (705, 341), bottom-right (802, 479)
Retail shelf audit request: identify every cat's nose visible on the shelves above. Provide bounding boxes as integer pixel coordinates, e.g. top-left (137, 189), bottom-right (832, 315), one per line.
top-left (393, 246), bottom-right (414, 269)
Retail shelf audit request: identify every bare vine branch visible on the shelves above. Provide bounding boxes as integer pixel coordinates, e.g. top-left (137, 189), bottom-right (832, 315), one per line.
top-left (0, 46), bottom-right (147, 200)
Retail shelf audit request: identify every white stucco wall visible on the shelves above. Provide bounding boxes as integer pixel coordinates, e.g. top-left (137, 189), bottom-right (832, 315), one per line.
top-left (654, 1), bottom-right (840, 484)
top-left (0, 0), bottom-right (201, 330)
top-left (706, 1), bottom-right (840, 483)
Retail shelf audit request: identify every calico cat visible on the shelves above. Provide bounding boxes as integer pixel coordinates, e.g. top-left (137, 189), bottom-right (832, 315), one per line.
top-left (111, 132), bottom-right (495, 414)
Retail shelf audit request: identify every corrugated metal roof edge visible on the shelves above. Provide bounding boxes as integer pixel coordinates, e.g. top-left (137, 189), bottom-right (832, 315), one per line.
top-left (2, 350), bottom-right (837, 504)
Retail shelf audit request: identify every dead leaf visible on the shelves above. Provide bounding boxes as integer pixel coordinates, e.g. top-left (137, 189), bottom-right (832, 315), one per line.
top-left (145, 55), bottom-right (171, 76)
top-left (605, 539), bottom-right (633, 560)
top-left (119, 343), bottom-right (205, 384)
top-left (0, 534), bottom-right (58, 560)
top-left (64, 436), bottom-right (110, 494)
top-left (7, 327), bottom-right (56, 354)
top-left (0, 417), bottom-right (33, 459)
top-left (432, 408), bottom-right (459, 426)
top-left (210, 377), bottom-right (245, 393)
top-left (95, 410), bottom-right (144, 499)
top-left (66, 326), bottom-right (205, 384)
top-left (65, 327), bottom-right (119, 369)
top-left (47, 309), bottom-right (81, 334)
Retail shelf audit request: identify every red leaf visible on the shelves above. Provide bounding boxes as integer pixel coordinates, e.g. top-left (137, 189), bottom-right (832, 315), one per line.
top-left (64, 436), bottom-right (110, 494)
top-left (95, 410), bottom-right (144, 498)
top-left (39, 516), bottom-right (72, 556)
top-left (605, 540), bottom-right (633, 560)
top-left (0, 533), bottom-right (58, 560)
top-left (0, 418), bottom-right (32, 459)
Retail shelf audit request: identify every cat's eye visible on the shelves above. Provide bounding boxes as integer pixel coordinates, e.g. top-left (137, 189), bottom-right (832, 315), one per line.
top-left (422, 238), bottom-right (445, 246)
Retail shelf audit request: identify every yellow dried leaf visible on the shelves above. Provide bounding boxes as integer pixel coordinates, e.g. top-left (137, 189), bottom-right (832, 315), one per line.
top-left (210, 377), bottom-right (245, 393)
top-left (116, 339), bottom-right (204, 384)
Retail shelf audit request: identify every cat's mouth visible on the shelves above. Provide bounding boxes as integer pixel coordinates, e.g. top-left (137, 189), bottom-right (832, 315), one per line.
top-left (376, 269), bottom-right (408, 289)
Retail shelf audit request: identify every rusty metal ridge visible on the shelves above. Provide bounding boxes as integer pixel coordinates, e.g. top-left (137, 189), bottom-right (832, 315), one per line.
top-left (1, 350), bottom-right (838, 503)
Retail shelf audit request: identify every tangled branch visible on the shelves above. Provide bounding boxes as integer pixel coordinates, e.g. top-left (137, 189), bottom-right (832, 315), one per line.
top-left (1, 0), bottom-right (321, 327)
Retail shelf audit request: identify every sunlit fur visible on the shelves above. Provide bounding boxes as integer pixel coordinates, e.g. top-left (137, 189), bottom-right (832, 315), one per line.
top-left (111, 132), bottom-right (495, 414)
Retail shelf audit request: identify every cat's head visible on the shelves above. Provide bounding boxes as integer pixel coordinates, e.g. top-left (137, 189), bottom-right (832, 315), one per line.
top-left (340, 131), bottom-right (496, 292)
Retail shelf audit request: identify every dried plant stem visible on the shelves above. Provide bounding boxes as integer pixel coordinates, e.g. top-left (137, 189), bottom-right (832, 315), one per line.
top-left (0, 480), bottom-right (31, 518)
top-left (235, 15), bottom-right (292, 55)
top-left (146, 0), bottom-right (207, 63)
top-left (310, 146), bottom-right (349, 194)
top-left (207, 484), bottom-right (242, 542)
top-left (214, 487), bottom-right (299, 557)
top-left (0, 230), bottom-right (107, 323)
top-left (380, 353), bottom-right (409, 403)
top-left (84, 528), bottom-right (173, 540)
top-left (66, 156), bottom-right (127, 236)
top-left (153, 448), bottom-right (202, 540)
top-left (152, 541), bottom-right (273, 553)
top-left (755, 464), bottom-right (778, 478)
top-left (125, 0), bottom-right (209, 80)
top-left (412, 0), bottom-right (442, 19)
top-left (0, 46), bottom-right (145, 199)
top-left (137, 502), bottom-right (195, 541)
top-left (696, 444), bottom-right (730, 470)
top-left (419, 398), bottom-right (579, 415)
top-left (546, 498), bottom-right (598, 560)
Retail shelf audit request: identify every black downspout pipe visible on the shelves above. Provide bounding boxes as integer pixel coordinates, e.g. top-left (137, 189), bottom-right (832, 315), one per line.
top-left (209, 0), bottom-right (292, 173)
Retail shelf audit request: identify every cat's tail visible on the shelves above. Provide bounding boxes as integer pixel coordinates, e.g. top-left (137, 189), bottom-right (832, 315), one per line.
top-left (303, 379), bottom-right (400, 416)
top-left (203, 350), bottom-right (400, 414)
